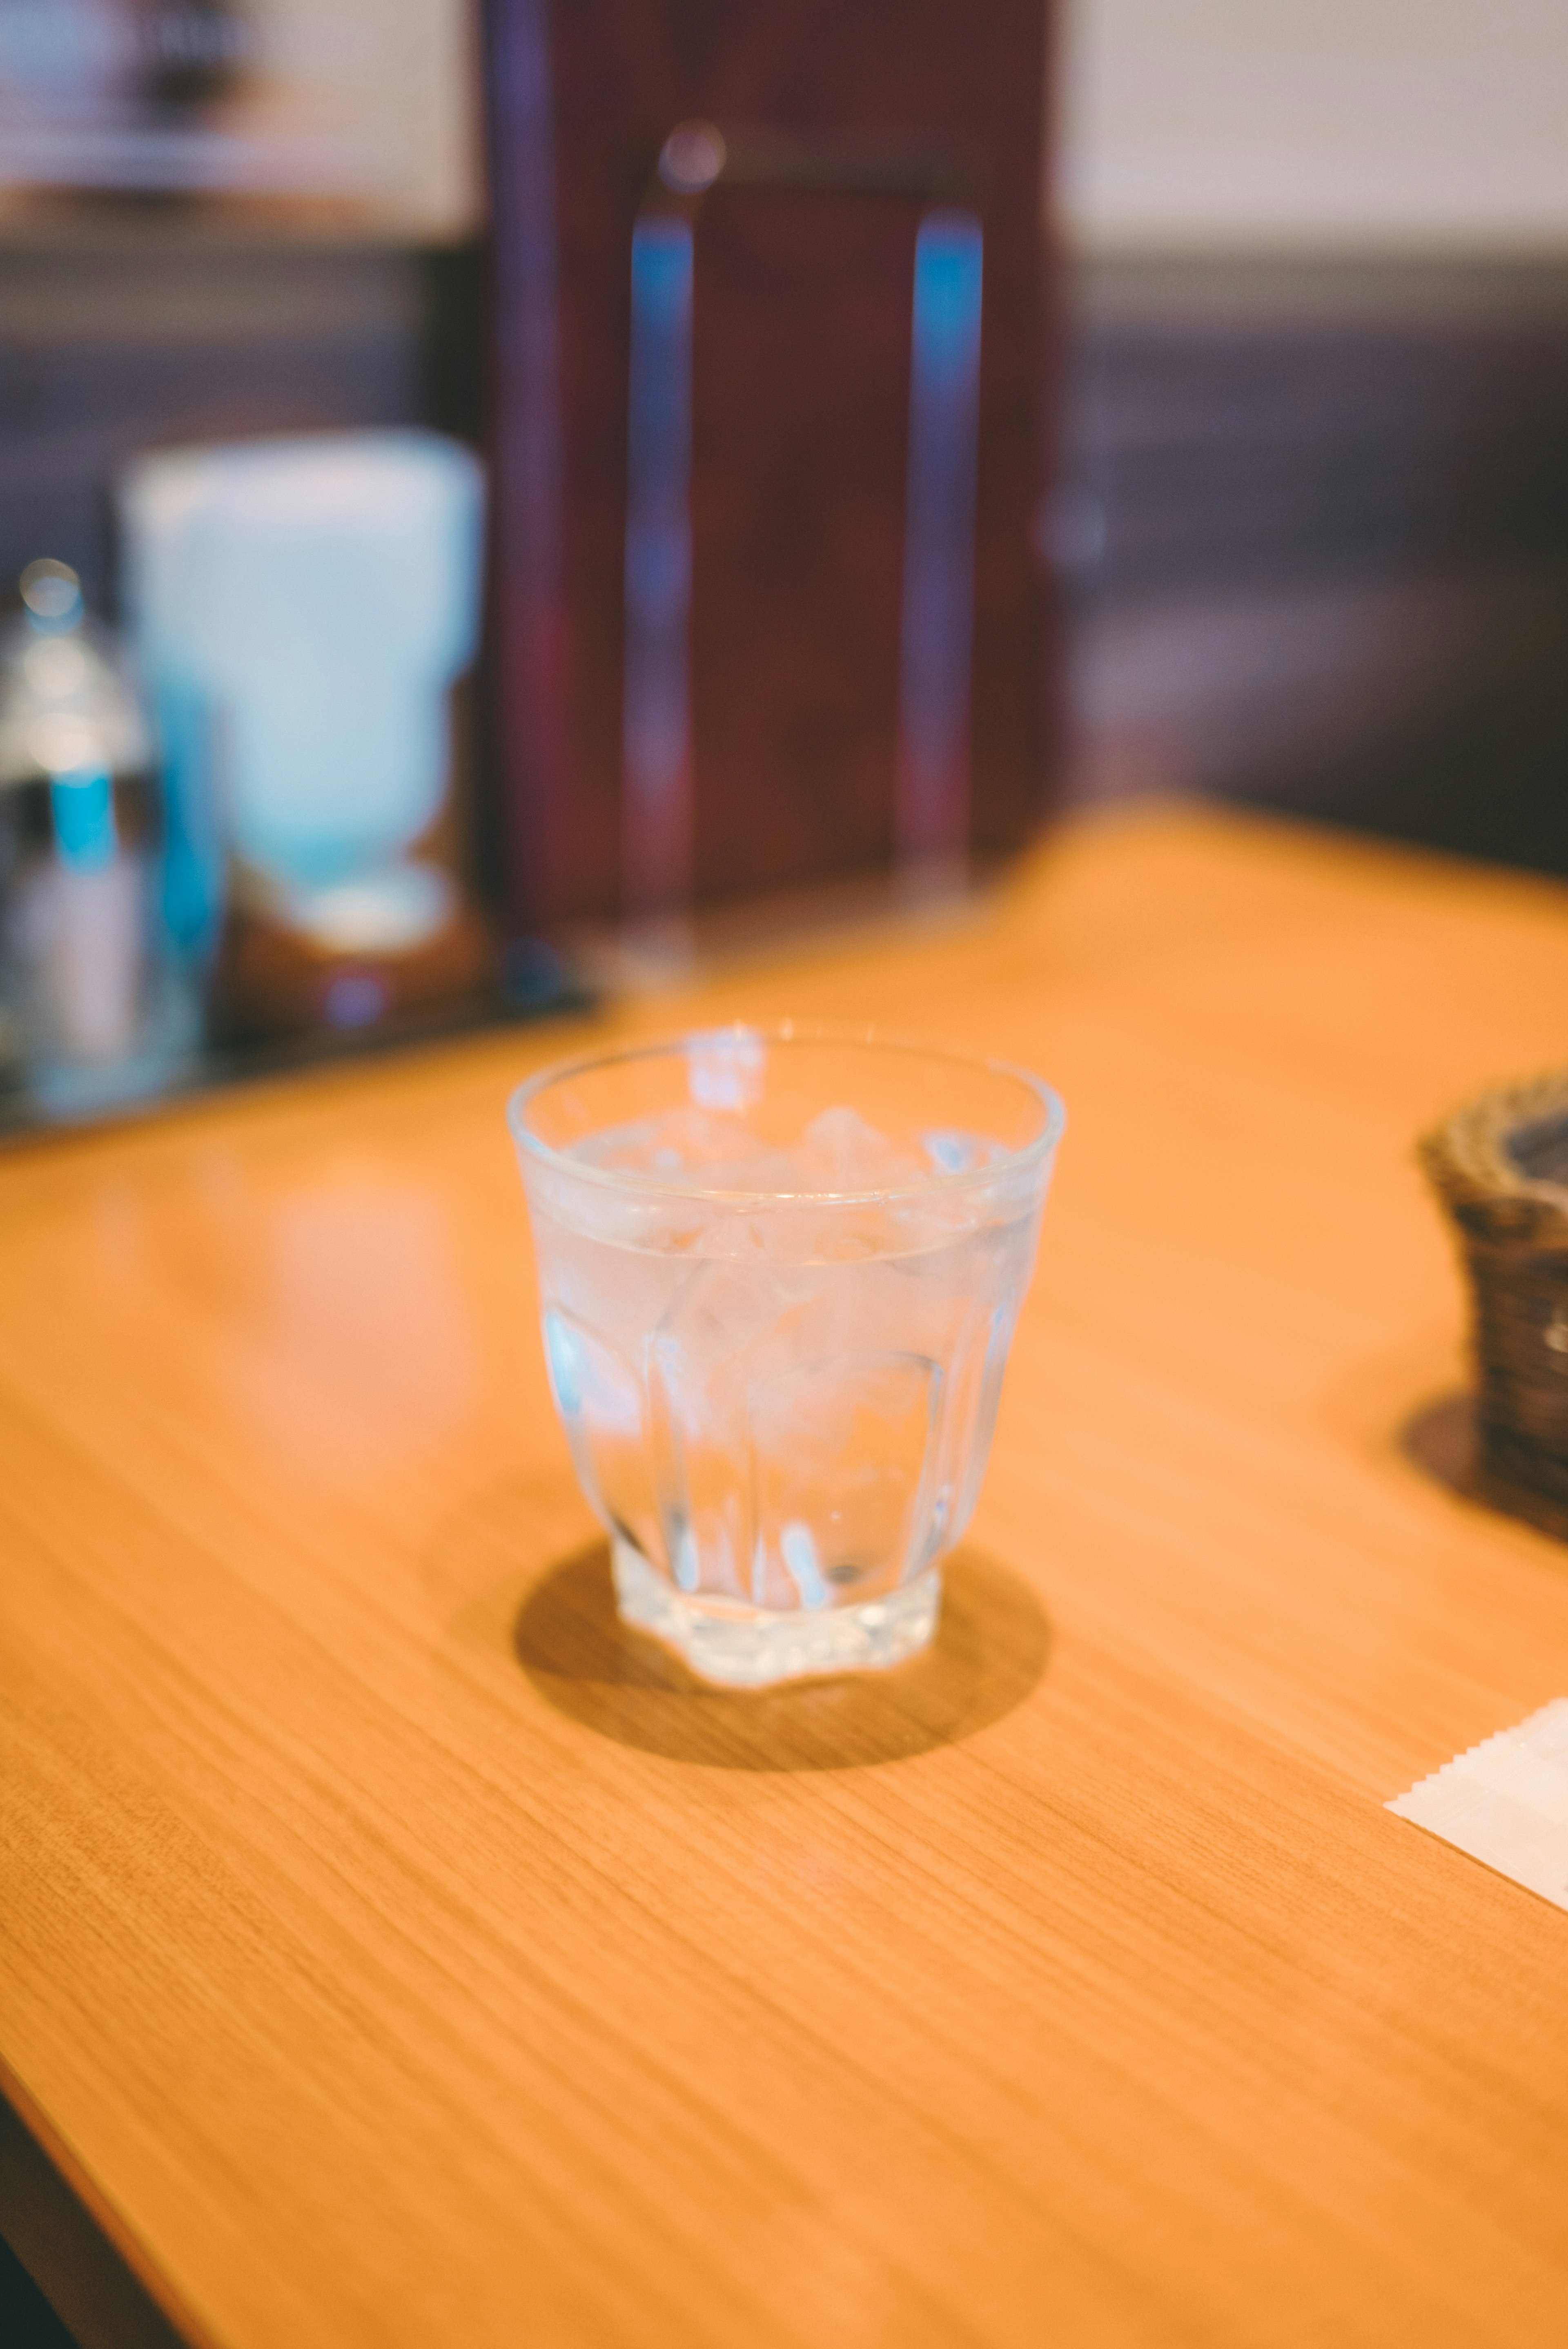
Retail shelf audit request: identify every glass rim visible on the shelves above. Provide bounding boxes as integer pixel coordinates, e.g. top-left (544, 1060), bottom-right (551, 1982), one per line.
top-left (506, 1020), bottom-right (1066, 1206)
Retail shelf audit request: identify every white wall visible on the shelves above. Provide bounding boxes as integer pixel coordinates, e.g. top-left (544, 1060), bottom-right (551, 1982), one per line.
top-left (1062, 0), bottom-right (1568, 250)
top-left (255, 0), bottom-right (482, 235)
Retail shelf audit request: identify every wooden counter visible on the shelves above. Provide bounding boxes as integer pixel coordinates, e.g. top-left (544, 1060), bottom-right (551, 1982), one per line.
top-left (3, 805), bottom-right (1567, 2348)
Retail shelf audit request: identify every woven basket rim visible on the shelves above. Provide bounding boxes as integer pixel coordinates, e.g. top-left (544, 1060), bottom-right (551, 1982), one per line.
top-left (1419, 1068), bottom-right (1568, 1225)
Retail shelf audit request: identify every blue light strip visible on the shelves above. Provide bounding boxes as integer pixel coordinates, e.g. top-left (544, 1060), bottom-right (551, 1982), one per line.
top-left (623, 214), bottom-right (695, 918)
top-left (897, 209), bottom-right (983, 870)
top-left (488, 0), bottom-right (568, 916)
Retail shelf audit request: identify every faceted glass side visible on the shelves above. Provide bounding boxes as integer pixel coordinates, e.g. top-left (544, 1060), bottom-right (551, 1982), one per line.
top-left (748, 1349), bottom-right (942, 1608)
top-left (512, 1031), bottom-right (1061, 1685)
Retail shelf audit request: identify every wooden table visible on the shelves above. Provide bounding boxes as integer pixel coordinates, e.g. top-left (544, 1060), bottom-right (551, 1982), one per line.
top-left (4, 805), bottom-right (1568, 2349)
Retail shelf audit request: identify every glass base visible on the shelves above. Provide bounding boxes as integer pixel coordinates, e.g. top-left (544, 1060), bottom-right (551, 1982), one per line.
top-left (611, 1538), bottom-right (942, 1689)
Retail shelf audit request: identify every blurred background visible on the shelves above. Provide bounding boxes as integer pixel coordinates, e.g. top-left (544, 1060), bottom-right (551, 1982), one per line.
top-left (1058, 0), bottom-right (1568, 867)
top-left (1, 0), bottom-right (1566, 1128)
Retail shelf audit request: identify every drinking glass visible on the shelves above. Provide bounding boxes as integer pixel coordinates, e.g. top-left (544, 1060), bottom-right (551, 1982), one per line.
top-left (508, 1026), bottom-right (1063, 1686)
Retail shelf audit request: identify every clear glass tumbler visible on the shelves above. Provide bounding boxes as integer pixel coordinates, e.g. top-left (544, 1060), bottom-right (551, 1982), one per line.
top-left (508, 1026), bottom-right (1063, 1686)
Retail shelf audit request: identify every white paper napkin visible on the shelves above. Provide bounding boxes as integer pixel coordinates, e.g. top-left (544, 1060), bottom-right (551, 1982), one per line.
top-left (1388, 1699), bottom-right (1568, 1912)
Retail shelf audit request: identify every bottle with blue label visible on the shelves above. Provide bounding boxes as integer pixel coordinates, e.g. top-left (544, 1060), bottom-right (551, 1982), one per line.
top-left (0, 560), bottom-right (196, 1118)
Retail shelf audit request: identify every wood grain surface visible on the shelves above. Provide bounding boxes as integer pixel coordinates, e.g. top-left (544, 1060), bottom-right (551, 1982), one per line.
top-left (3, 803), bottom-right (1568, 2349)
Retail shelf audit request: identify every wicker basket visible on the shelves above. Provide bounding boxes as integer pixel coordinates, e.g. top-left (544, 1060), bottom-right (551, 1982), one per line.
top-left (1421, 1070), bottom-right (1568, 1515)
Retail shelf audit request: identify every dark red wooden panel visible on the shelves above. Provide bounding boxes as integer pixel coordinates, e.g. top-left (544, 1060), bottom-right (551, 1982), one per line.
top-left (483, 0), bottom-right (1059, 929)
